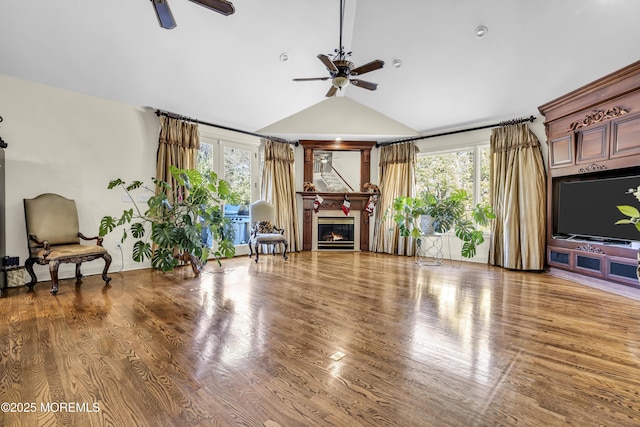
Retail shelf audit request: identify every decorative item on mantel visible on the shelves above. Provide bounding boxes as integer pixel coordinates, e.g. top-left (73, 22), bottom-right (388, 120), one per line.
top-left (313, 194), bottom-right (324, 213)
top-left (614, 184), bottom-right (640, 282)
top-left (363, 182), bottom-right (381, 216)
top-left (342, 194), bottom-right (351, 216)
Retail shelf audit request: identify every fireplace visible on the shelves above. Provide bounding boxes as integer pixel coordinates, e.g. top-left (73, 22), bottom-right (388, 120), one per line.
top-left (317, 217), bottom-right (355, 250)
top-left (310, 208), bottom-right (361, 251)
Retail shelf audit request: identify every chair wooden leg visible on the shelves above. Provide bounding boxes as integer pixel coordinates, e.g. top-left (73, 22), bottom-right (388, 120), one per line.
top-left (75, 263), bottom-right (83, 281)
top-left (283, 241), bottom-right (288, 260)
top-left (48, 260), bottom-right (60, 295)
top-left (254, 243), bottom-right (260, 263)
top-left (25, 258), bottom-right (37, 290)
top-left (102, 253), bottom-right (112, 284)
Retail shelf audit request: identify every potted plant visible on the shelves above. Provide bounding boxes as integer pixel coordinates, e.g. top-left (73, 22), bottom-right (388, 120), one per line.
top-left (387, 188), bottom-right (495, 258)
top-left (99, 166), bottom-right (240, 273)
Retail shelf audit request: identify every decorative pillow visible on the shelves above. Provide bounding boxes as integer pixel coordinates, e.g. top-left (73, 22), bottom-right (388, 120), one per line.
top-left (256, 220), bottom-right (274, 234)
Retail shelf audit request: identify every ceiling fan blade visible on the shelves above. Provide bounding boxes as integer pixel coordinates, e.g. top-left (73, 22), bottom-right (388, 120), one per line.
top-left (151, 0), bottom-right (177, 30)
top-left (350, 79), bottom-right (378, 91)
top-left (318, 54), bottom-right (338, 73)
top-left (350, 59), bottom-right (385, 76)
top-left (325, 86), bottom-right (338, 97)
top-left (188, 0), bottom-right (235, 15)
top-left (293, 77), bottom-right (331, 82)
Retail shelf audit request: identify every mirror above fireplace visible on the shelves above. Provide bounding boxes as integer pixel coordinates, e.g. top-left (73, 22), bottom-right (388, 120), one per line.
top-left (312, 150), bottom-right (360, 192)
top-left (300, 140), bottom-right (376, 193)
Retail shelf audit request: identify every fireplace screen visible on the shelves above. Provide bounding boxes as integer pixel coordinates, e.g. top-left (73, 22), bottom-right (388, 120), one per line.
top-left (317, 217), bottom-right (355, 250)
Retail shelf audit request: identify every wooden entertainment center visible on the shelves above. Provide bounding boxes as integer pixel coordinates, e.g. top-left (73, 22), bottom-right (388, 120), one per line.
top-left (539, 60), bottom-right (640, 287)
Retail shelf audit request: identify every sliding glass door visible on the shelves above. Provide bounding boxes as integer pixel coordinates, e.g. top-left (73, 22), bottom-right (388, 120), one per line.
top-left (198, 134), bottom-right (260, 256)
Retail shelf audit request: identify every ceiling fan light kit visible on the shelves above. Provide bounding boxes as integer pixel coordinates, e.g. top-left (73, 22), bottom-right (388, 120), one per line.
top-left (150, 0), bottom-right (234, 30)
top-left (293, 0), bottom-right (384, 97)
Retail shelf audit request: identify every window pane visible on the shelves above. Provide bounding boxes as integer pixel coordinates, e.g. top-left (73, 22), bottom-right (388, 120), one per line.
top-left (416, 150), bottom-right (474, 207)
top-left (197, 142), bottom-right (253, 247)
top-left (224, 146), bottom-right (251, 205)
top-left (479, 145), bottom-right (491, 208)
top-left (197, 143), bottom-right (214, 175)
top-left (223, 146), bottom-right (251, 245)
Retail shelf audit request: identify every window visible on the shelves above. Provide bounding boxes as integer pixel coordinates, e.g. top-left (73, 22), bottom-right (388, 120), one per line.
top-left (197, 131), bottom-right (260, 253)
top-left (416, 145), bottom-right (491, 213)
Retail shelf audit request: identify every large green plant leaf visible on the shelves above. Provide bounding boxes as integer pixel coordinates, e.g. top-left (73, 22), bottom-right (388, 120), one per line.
top-left (151, 222), bottom-right (176, 248)
top-left (151, 248), bottom-right (178, 272)
top-left (107, 179), bottom-right (124, 189)
top-left (125, 181), bottom-right (145, 192)
top-left (617, 205), bottom-right (640, 218)
top-left (117, 208), bottom-right (133, 226)
top-left (461, 241), bottom-right (477, 258)
top-left (132, 241), bottom-right (152, 262)
top-left (99, 216), bottom-right (117, 237)
top-left (130, 222), bottom-right (145, 238)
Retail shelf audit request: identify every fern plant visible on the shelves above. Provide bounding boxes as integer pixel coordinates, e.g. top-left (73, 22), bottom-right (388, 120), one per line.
top-left (99, 166), bottom-right (239, 272)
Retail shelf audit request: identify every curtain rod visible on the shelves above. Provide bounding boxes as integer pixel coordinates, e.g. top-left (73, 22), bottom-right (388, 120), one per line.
top-left (154, 109), bottom-right (299, 146)
top-left (376, 115), bottom-right (536, 147)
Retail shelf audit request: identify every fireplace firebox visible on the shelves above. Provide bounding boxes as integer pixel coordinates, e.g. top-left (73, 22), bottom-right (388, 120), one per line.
top-left (317, 217), bottom-right (355, 250)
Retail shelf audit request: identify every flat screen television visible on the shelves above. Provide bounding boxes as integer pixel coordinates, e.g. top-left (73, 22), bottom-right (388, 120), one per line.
top-left (556, 174), bottom-right (640, 243)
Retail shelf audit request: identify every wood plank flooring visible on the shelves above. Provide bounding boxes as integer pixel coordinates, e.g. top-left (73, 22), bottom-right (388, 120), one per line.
top-left (2, 252), bottom-right (640, 426)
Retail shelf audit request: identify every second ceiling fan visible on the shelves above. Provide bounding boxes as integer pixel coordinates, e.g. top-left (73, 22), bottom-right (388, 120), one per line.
top-left (151, 0), bottom-right (234, 30)
top-left (293, 0), bottom-right (384, 97)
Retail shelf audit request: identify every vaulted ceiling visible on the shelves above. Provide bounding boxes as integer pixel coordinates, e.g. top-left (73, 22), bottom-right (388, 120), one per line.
top-left (1, 0), bottom-right (639, 141)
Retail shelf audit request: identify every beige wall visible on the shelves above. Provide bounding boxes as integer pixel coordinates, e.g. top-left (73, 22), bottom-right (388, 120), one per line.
top-left (0, 75), bottom-right (158, 282)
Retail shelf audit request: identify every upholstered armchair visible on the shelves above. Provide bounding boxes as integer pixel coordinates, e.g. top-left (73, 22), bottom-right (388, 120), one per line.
top-left (23, 193), bottom-right (112, 295)
top-left (248, 201), bottom-right (288, 263)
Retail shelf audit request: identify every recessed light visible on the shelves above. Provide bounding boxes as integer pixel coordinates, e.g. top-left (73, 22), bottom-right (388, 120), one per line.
top-left (475, 25), bottom-right (488, 38)
top-left (279, 52), bottom-right (289, 62)
top-left (392, 59), bottom-right (402, 68)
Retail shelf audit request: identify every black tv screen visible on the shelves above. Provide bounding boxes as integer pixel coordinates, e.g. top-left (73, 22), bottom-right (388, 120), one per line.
top-left (557, 175), bottom-right (640, 242)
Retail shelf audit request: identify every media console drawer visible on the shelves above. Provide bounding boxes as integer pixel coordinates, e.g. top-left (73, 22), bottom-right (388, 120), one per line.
top-left (548, 245), bottom-right (639, 287)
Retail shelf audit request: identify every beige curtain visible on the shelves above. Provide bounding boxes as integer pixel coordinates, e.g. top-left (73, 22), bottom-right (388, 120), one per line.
top-left (156, 116), bottom-right (200, 194)
top-left (372, 142), bottom-right (418, 255)
top-left (261, 140), bottom-right (301, 252)
top-left (489, 124), bottom-right (546, 270)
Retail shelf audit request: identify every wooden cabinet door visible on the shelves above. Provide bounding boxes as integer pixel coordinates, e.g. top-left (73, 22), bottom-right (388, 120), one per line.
top-left (611, 111), bottom-right (640, 159)
top-left (576, 124), bottom-right (608, 164)
top-left (549, 135), bottom-right (573, 168)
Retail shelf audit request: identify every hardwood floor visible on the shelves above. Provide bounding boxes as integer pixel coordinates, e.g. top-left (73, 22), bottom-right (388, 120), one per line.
top-left (2, 252), bottom-right (640, 426)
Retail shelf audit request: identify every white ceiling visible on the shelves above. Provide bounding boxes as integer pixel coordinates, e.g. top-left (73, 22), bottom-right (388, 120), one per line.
top-left (1, 0), bottom-right (639, 141)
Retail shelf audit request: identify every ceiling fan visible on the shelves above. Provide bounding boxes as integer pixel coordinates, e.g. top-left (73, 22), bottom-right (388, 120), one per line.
top-left (293, 0), bottom-right (384, 97)
top-left (150, 0), bottom-right (234, 30)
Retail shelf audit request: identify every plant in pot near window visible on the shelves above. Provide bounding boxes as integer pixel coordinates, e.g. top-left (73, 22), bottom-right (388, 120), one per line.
top-left (387, 188), bottom-right (495, 259)
top-left (614, 184), bottom-right (640, 281)
top-left (99, 166), bottom-right (240, 273)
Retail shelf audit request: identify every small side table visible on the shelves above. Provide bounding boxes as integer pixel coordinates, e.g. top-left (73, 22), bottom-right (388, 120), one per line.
top-left (416, 234), bottom-right (443, 266)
